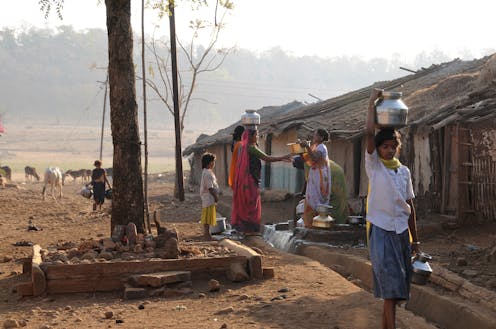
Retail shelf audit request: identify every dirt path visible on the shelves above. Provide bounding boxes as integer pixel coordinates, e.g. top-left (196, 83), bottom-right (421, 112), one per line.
top-left (0, 176), bottom-right (485, 328)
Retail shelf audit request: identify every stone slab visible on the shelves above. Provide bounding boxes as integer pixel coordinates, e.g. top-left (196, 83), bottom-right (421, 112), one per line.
top-left (129, 271), bottom-right (191, 288)
top-left (123, 287), bottom-right (147, 300)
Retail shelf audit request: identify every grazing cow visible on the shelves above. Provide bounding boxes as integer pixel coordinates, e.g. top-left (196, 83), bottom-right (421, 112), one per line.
top-left (24, 166), bottom-right (40, 182)
top-left (0, 165), bottom-right (11, 181)
top-left (64, 169), bottom-right (89, 184)
top-left (42, 167), bottom-right (63, 200)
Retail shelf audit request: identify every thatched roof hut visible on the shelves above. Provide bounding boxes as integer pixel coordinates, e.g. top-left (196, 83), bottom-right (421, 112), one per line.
top-left (185, 54), bottom-right (496, 223)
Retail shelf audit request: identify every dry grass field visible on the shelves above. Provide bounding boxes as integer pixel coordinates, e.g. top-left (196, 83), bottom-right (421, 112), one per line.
top-left (0, 123), bottom-right (203, 179)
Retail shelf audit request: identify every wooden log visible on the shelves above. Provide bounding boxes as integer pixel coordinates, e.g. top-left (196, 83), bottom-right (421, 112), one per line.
top-left (47, 277), bottom-right (126, 294)
top-left (430, 264), bottom-right (496, 313)
top-left (45, 256), bottom-right (247, 280)
top-left (129, 271), bottom-right (191, 288)
top-left (123, 286), bottom-right (147, 300)
top-left (32, 245), bottom-right (46, 296)
top-left (262, 267), bottom-right (275, 279)
top-left (218, 239), bottom-right (263, 280)
top-left (16, 282), bottom-right (33, 296)
top-left (32, 264), bottom-right (46, 296)
top-left (20, 257), bottom-right (32, 274)
top-left (227, 262), bottom-right (250, 282)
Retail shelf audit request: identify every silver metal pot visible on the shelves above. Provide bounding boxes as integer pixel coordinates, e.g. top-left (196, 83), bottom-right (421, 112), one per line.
top-left (375, 91), bottom-right (409, 128)
top-left (411, 252), bottom-right (433, 285)
top-left (312, 204), bottom-right (334, 229)
top-left (241, 109), bottom-right (260, 127)
top-left (348, 215), bottom-right (364, 225)
top-left (80, 186), bottom-right (93, 199)
top-left (210, 217), bottom-right (227, 234)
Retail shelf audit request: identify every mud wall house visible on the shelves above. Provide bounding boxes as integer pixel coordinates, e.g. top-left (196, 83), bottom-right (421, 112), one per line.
top-left (183, 101), bottom-right (305, 193)
top-left (184, 54), bottom-right (496, 224)
top-left (403, 54), bottom-right (496, 223)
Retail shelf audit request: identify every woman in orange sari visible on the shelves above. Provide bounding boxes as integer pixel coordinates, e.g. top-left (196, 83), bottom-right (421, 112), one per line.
top-left (300, 128), bottom-right (332, 228)
top-left (231, 129), bottom-right (291, 234)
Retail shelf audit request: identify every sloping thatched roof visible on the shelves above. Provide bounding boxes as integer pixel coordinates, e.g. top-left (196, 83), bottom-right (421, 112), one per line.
top-left (184, 54), bottom-right (496, 155)
top-left (183, 101), bottom-right (304, 156)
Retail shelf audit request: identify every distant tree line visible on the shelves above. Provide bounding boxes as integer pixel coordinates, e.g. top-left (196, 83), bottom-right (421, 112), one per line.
top-left (0, 26), bottom-right (485, 130)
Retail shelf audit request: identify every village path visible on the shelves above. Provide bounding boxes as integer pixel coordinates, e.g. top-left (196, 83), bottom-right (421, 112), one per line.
top-left (0, 173), bottom-right (486, 328)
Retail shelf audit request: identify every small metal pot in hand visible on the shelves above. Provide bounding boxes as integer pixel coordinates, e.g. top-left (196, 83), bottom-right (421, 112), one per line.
top-left (105, 188), bottom-right (113, 200)
top-left (411, 252), bottom-right (433, 285)
top-left (81, 185), bottom-right (93, 199)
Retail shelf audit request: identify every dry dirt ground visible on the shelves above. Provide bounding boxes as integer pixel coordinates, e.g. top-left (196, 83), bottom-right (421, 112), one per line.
top-left (0, 173), bottom-right (494, 329)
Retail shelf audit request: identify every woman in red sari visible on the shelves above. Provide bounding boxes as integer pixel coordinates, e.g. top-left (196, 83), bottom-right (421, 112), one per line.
top-left (231, 129), bottom-right (291, 234)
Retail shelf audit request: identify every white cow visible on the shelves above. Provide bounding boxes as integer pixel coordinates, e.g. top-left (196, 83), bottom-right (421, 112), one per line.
top-left (42, 167), bottom-right (63, 200)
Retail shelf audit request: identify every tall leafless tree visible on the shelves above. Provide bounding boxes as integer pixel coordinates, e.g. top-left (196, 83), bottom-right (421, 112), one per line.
top-left (105, 0), bottom-right (145, 232)
top-left (144, 0), bottom-right (235, 137)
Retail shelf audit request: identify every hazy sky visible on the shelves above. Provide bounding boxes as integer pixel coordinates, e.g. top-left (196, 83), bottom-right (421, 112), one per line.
top-left (1, 0), bottom-right (494, 61)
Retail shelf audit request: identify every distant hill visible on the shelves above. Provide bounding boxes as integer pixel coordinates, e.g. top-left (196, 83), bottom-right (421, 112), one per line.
top-left (0, 26), bottom-right (471, 132)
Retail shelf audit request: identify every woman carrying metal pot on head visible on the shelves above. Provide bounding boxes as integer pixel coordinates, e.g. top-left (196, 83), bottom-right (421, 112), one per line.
top-left (299, 128), bottom-right (332, 228)
top-left (365, 88), bottom-right (420, 329)
top-left (231, 128), bottom-right (291, 236)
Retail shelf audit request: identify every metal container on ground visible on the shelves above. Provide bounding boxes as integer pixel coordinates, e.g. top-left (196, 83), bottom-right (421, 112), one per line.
top-left (210, 217), bottom-right (227, 234)
top-left (312, 204), bottom-right (334, 229)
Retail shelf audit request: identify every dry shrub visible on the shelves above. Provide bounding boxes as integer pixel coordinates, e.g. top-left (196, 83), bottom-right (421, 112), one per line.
top-left (476, 54), bottom-right (496, 87)
top-left (406, 73), bottom-right (478, 118)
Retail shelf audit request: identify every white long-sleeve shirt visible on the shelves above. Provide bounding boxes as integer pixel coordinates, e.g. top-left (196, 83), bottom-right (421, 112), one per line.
top-left (365, 150), bottom-right (415, 233)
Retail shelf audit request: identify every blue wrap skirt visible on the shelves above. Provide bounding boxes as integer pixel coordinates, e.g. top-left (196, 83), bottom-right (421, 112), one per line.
top-left (369, 224), bottom-right (412, 300)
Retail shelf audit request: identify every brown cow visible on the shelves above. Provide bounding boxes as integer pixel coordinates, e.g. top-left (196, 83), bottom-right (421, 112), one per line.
top-left (64, 169), bottom-right (89, 184)
top-left (0, 165), bottom-right (11, 181)
top-left (25, 166), bottom-right (40, 182)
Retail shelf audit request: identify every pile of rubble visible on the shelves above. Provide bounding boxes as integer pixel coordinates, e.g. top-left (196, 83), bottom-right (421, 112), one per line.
top-left (41, 223), bottom-right (236, 266)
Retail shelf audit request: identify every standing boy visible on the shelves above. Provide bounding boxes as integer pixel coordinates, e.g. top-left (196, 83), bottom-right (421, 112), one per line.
top-left (91, 160), bottom-right (112, 211)
top-left (200, 153), bottom-right (219, 240)
top-left (365, 89), bottom-right (420, 329)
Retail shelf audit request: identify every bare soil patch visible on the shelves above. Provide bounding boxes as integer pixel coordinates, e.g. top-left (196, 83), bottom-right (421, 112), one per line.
top-left (0, 172), bottom-right (493, 328)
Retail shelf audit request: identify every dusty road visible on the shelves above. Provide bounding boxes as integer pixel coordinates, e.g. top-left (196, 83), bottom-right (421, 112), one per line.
top-left (0, 174), bottom-right (484, 328)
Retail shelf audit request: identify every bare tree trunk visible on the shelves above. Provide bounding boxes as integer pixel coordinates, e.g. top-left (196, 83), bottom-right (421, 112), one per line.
top-left (105, 0), bottom-right (145, 233)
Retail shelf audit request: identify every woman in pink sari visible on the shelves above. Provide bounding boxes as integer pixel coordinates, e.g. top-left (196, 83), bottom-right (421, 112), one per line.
top-left (231, 129), bottom-right (291, 234)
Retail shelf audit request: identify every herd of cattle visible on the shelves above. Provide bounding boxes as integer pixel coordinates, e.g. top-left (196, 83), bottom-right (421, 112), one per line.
top-left (0, 165), bottom-right (113, 200)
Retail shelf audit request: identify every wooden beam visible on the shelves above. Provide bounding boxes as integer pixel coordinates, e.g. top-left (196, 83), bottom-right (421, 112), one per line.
top-left (47, 277), bottom-right (125, 294)
top-left (218, 239), bottom-right (263, 280)
top-left (45, 256), bottom-right (247, 280)
top-left (16, 282), bottom-right (33, 296)
top-left (32, 245), bottom-right (46, 296)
